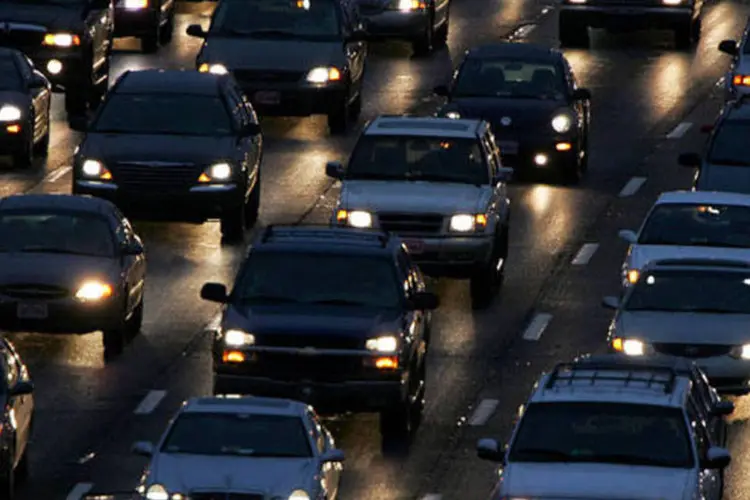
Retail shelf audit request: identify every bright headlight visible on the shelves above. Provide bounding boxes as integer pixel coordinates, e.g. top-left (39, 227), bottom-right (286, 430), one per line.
top-left (209, 163), bottom-right (232, 180)
top-left (224, 329), bottom-right (255, 346)
top-left (450, 214), bottom-right (475, 232)
top-left (662, 0), bottom-right (681, 5)
top-left (738, 344), bottom-right (750, 359)
top-left (397, 0), bottom-right (423, 10)
top-left (124, 0), bottom-right (149, 9)
top-left (445, 111), bottom-right (461, 119)
top-left (80, 159), bottom-right (112, 180)
top-left (145, 484), bottom-right (170, 500)
top-left (551, 113), bottom-right (572, 133)
top-left (306, 67), bottom-right (341, 84)
top-left (0, 105), bottom-right (21, 122)
top-left (626, 269), bottom-right (640, 285)
top-left (198, 63), bottom-right (228, 75)
top-left (288, 489), bottom-right (310, 500)
top-left (366, 335), bottom-right (399, 353)
top-left (347, 210), bottom-right (373, 228)
top-left (75, 281), bottom-right (113, 301)
top-left (612, 338), bottom-right (645, 356)
top-left (42, 33), bottom-right (80, 47)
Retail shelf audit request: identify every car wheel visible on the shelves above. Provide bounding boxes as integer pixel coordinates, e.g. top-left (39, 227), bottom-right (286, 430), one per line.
top-left (220, 202), bottom-right (246, 242)
top-left (15, 448), bottom-right (28, 483)
top-left (379, 362), bottom-right (424, 441)
top-left (159, 15), bottom-right (174, 45)
top-left (11, 129), bottom-right (33, 169)
top-left (127, 299), bottom-right (144, 340)
top-left (244, 180), bottom-right (261, 229)
top-left (0, 450), bottom-right (14, 499)
top-left (102, 316), bottom-right (126, 361)
top-left (470, 228), bottom-right (507, 309)
top-left (141, 30), bottom-right (159, 54)
top-left (327, 98), bottom-right (349, 135)
top-left (412, 14), bottom-right (434, 55)
top-left (559, 15), bottom-right (589, 48)
top-left (32, 121), bottom-right (50, 157)
top-left (348, 92), bottom-right (362, 120)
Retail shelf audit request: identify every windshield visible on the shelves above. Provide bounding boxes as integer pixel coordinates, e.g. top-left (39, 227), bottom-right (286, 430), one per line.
top-left (707, 121), bottom-right (750, 166)
top-left (234, 253), bottom-right (402, 308)
top-left (638, 203), bottom-right (750, 248)
top-left (625, 269), bottom-right (750, 313)
top-left (0, 211), bottom-right (114, 257)
top-left (453, 58), bottom-right (565, 99)
top-left (347, 136), bottom-right (489, 185)
top-left (162, 413), bottom-right (312, 457)
top-left (210, 0), bottom-right (340, 39)
top-left (509, 402), bottom-right (693, 468)
top-left (92, 94), bottom-right (233, 136)
top-left (0, 58), bottom-right (22, 91)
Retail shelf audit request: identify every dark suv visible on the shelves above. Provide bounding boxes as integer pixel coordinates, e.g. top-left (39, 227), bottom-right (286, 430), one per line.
top-left (200, 225), bottom-right (440, 440)
top-left (0, 0), bottom-right (114, 116)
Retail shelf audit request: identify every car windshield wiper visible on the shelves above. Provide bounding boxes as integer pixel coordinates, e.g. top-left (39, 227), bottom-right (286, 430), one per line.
top-left (708, 158), bottom-right (750, 166)
top-left (586, 453), bottom-right (684, 467)
top-left (309, 298), bottom-right (371, 306)
top-left (411, 173), bottom-right (479, 185)
top-left (239, 294), bottom-right (301, 304)
top-left (511, 448), bottom-right (576, 461)
top-left (17, 246), bottom-right (93, 256)
top-left (220, 446), bottom-right (256, 456)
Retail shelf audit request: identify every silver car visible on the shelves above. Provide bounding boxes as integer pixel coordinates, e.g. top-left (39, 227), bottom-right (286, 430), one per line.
top-left (603, 258), bottom-right (750, 394)
top-left (355, 0), bottom-right (449, 55)
top-left (718, 21), bottom-right (750, 102)
top-left (132, 396), bottom-right (345, 500)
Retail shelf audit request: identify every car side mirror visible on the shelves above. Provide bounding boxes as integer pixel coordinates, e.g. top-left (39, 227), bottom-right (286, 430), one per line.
top-left (712, 400), bottom-right (735, 416)
top-left (121, 239), bottom-right (144, 255)
top-left (572, 88), bottom-right (592, 100)
top-left (131, 441), bottom-right (155, 457)
top-left (618, 229), bottom-right (637, 244)
top-left (201, 282), bottom-right (229, 303)
top-left (494, 167), bottom-right (513, 183)
top-left (678, 152), bottom-right (702, 168)
top-left (9, 380), bottom-right (33, 397)
top-left (186, 24), bottom-right (207, 38)
top-left (701, 447), bottom-right (731, 469)
top-left (433, 84), bottom-right (450, 97)
top-left (718, 40), bottom-right (738, 56)
top-left (326, 160), bottom-right (345, 180)
top-left (68, 115), bottom-right (90, 133)
top-left (476, 438), bottom-right (503, 462)
top-left (347, 29), bottom-right (368, 42)
top-left (321, 448), bottom-right (345, 463)
top-left (602, 296), bottom-right (620, 309)
top-left (241, 122), bottom-right (261, 136)
top-left (29, 73), bottom-right (47, 89)
top-left (408, 291), bottom-right (439, 311)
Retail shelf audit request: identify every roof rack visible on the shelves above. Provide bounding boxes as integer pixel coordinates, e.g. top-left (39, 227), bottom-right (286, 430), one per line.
top-left (646, 258), bottom-right (750, 269)
top-left (574, 354), bottom-right (694, 375)
top-left (259, 224), bottom-right (390, 247)
top-left (545, 361), bottom-right (677, 394)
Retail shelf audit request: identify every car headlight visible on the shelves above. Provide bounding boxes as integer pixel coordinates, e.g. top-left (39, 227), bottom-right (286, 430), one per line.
top-left (306, 67), bottom-right (341, 84)
top-left (335, 209), bottom-right (373, 228)
top-left (551, 113), bottom-right (573, 133)
top-left (198, 63), bottom-right (228, 75)
top-left (449, 214), bottom-right (488, 232)
top-left (224, 329), bottom-right (255, 346)
top-left (366, 335), bottom-right (399, 353)
top-left (289, 489), bottom-right (310, 500)
top-left (396, 0), bottom-right (425, 10)
top-left (0, 105), bottom-right (21, 122)
top-left (625, 269), bottom-right (639, 285)
top-left (80, 159), bottom-right (113, 180)
top-left (662, 0), bottom-right (681, 5)
top-left (445, 111), bottom-right (461, 119)
top-left (75, 281), bottom-right (114, 301)
top-left (42, 33), bottom-right (81, 47)
top-left (145, 484), bottom-right (170, 500)
top-left (731, 344), bottom-right (750, 359)
top-left (198, 162), bottom-right (233, 183)
top-left (124, 0), bottom-right (149, 9)
top-left (612, 338), bottom-right (646, 356)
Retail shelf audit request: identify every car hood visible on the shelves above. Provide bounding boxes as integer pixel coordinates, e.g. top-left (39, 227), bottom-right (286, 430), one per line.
top-left (340, 180), bottom-right (489, 214)
top-left (626, 244), bottom-right (750, 271)
top-left (199, 38), bottom-right (344, 72)
top-left (150, 453), bottom-right (317, 495)
top-left (79, 134), bottom-right (236, 165)
top-left (0, 253), bottom-right (118, 291)
top-left (617, 310), bottom-right (750, 343)
top-left (0, 91), bottom-right (30, 109)
top-left (697, 164), bottom-right (750, 195)
top-left (0, 4), bottom-right (83, 29)
top-left (503, 463), bottom-right (691, 500)
top-left (442, 97), bottom-right (563, 135)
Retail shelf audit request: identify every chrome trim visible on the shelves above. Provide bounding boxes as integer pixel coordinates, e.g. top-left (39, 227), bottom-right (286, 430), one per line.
top-left (76, 180), bottom-right (118, 190)
top-left (190, 184), bottom-right (238, 193)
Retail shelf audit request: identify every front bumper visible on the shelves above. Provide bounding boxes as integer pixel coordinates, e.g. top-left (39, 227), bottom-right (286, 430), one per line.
top-left (0, 295), bottom-right (121, 334)
top-left (494, 134), bottom-right (580, 172)
top-left (233, 79), bottom-right (348, 117)
top-left (361, 10), bottom-right (427, 39)
top-left (399, 235), bottom-right (494, 277)
top-left (27, 50), bottom-right (88, 92)
top-left (0, 123), bottom-right (28, 153)
top-left (560, 5), bottom-right (693, 30)
top-left (114, 7), bottom-right (158, 37)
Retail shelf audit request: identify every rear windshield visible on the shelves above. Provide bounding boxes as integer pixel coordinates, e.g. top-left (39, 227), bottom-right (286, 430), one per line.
top-left (638, 203), bottom-right (750, 248)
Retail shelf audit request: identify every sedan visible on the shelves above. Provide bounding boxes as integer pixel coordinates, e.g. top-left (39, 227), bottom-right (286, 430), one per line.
top-left (0, 194), bottom-right (146, 360)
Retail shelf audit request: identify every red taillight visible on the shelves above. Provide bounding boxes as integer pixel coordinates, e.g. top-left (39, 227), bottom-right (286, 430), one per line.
top-left (733, 74), bottom-right (750, 86)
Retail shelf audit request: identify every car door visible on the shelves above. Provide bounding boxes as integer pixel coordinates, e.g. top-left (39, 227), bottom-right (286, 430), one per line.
top-left (0, 342), bottom-right (30, 464)
top-left (308, 410), bottom-right (341, 498)
top-left (563, 60), bottom-right (587, 137)
top-left (481, 132), bottom-right (507, 226)
top-left (86, 0), bottom-right (114, 77)
top-left (687, 396), bottom-right (722, 500)
top-left (16, 55), bottom-right (49, 141)
top-left (397, 248), bottom-right (427, 353)
top-left (224, 85), bottom-right (257, 196)
top-left (340, 3), bottom-right (366, 93)
top-left (114, 215), bottom-right (145, 313)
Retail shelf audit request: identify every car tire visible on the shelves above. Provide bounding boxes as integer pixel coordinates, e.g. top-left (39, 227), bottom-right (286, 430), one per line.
top-left (141, 30), bottom-right (159, 54)
top-left (127, 299), bottom-right (144, 340)
top-left (379, 361), bottom-right (425, 441)
top-left (15, 448), bottom-right (28, 484)
top-left (11, 130), bottom-right (33, 169)
top-left (412, 14), bottom-right (434, 55)
top-left (0, 451), bottom-right (14, 500)
top-left (33, 123), bottom-right (50, 158)
top-left (559, 15), bottom-right (589, 48)
top-left (102, 315), bottom-right (126, 361)
top-left (561, 153), bottom-right (583, 184)
top-left (470, 227), bottom-right (508, 309)
top-left (327, 98), bottom-right (349, 135)
top-left (220, 201), bottom-right (246, 242)
top-left (348, 93), bottom-right (362, 120)
top-left (159, 15), bottom-right (174, 45)
top-left (244, 175), bottom-right (261, 229)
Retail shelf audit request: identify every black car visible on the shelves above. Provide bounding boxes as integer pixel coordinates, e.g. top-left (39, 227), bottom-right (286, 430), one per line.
top-left (0, 194), bottom-right (147, 360)
top-left (0, 48), bottom-right (52, 168)
top-left (113, 0), bottom-right (176, 53)
top-left (0, 337), bottom-right (34, 499)
top-left (70, 69), bottom-right (263, 242)
top-left (187, 0), bottom-right (368, 134)
top-left (0, 0), bottom-right (114, 116)
top-left (434, 43), bottom-right (591, 183)
top-left (679, 96), bottom-right (750, 193)
top-left (200, 225), bottom-right (440, 439)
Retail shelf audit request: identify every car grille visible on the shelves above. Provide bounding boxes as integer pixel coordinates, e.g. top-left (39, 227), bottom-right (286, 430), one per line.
top-left (378, 213), bottom-right (443, 235)
top-left (190, 494), bottom-right (264, 500)
top-left (257, 334), bottom-right (363, 350)
top-left (0, 24), bottom-right (46, 50)
top-left (253, 353), bottom-right (363, 382)
top-left (0, 284), bottom-right (69, 299)
top-left (653, 343), bottom-right (733, 358)
top-left (232, 69), bottom-right (303, 84)
top-left (111, 162), bottom-right (202, 193)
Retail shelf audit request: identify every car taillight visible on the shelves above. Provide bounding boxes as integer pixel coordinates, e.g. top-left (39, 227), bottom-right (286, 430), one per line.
top-left (733, 74), bottom-right (750, 86)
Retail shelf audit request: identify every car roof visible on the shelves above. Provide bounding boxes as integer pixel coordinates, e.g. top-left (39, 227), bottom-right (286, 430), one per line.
top-left (0, 194), bottom-right (114, 215)
top-left (182, 396), bottom-right (309, 417)
top-left (364, 115), bottom-right (486, 139)
top-left (575, 354), bottom-right (700, 378)
top-left (115, 69), bottom-right (224, 96)
top-left (654, 190), bottom-right (750, 207)
top-left (251, 225), bottom-right (400, 256)
top-left (465, 42), bottom-right (561, 61)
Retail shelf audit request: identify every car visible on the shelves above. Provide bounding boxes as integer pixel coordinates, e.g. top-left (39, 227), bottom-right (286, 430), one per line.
top-left (69, 69), bottom-right (263, 242)
top-left (0, 0), bottom-right (114, 116)
top-left (476, 360), bottom-right (730, 500)
top-left (434, 43), bottom-right (591, 183)
top-left (0, 194), bottom-right (146, 360)
top-left (186, 0), bottom-right (368, 134)
top-left (113, 0), bottom-right (176, 53)
top-left (0, 48), bottom-right (52, 168)
top-left (132, 396), bottom-right (345, 500)
top-left (199, 225), bottom-right (439, 440)
top-left (354, 0), bottom-right (449, 55)
top-left (717, 20), bottom-right (750, 102)
top-left (617, 190), bottom-right (750, 289)
top-left (679, 96), bottom-right (750, 193)
top-left (603, 258), bottom-right (750, 394)
top-left (558, 0), bottom-right (703, 49)
top-left (326, 115), bottom-right (512, 308)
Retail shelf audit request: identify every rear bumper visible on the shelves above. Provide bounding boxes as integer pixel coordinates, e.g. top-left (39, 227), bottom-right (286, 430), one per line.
top-left (114, 7), bottom-right (159, 37)
top-left (233, 80), bottom-right (348, 117)
top-left (560, 5), bottom-right (694, 29)
top-left (0, 296), bottom-right (121, 334)
top-left (361, 10), bottom-right (427, 39)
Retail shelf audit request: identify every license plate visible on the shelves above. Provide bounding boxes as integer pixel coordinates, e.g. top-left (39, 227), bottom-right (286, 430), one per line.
top-left (403, 239), bottom-right (424, 254)
top-left (498, 141), bottom-right (519, 155)
top-left (254, 91), bottom-right (281, 105)
top-left (16, 302), bottom-right (48, 319)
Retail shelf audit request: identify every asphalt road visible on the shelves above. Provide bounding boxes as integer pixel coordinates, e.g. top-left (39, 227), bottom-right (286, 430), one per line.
top-left (1, 0), bottom-right (750, 497)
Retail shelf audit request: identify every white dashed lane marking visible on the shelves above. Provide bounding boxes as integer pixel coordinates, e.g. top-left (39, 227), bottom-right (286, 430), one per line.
top-left (133, 390), bottom-right (167, 415)
top-left (619, 177), bottom-right (646, 197)
top-left (66, 482), bottom-right (92, 500)
top-left (666, 122), bottom-right (692, 139)
top-left (468, 399), bottom-right (500, 426)
top-left (45, 165), bottom-right (72, 183)
top-left (522, 313), bottom-right (553, 341)
top-left (571, 243), bottom-right (599, 265)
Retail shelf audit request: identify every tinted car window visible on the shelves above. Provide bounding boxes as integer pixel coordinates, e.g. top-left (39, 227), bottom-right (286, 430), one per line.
top-left (162, 413), bottom-right (313, 457)
top-left (0, 58), bottom-right (22, 91)
top-left (93, 94), bottom-right (234, 136)
top-left (625, 270), bottom-right (750, 314)
top-left (234, 253), bottom-right (402, 308)
top-left (708, 121), bottom-right (750, 166)
top-left (509, 402), bottom-right (694, 468)
top-left (348, 136), bottom-right (489, 185)
top-left (638, 203), bottom-right (750, 248)
top-left (211, 0), bottom-right (340, 38)
top-left (454, 58), bottom-right (565, 99)
top-left (0, 211), bottom-right (115, 257)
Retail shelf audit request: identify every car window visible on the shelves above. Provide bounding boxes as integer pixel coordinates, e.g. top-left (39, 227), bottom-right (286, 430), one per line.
top-left (453, 57), bottom-right (565, 100)
top-left (637, 203), bottom-right (750, 248)
top-left (93, 94), bottom-right (234, 136)
top-left (347, 135), bottom-right (490, 185)
top-left (707, 120), bottom-right (750, 166)
top-left (210, 0), bottom-right (341, 39)
top-left (0, 57), bottom-right (23, 91)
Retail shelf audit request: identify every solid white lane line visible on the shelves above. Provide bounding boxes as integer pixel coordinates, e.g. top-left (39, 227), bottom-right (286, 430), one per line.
top-left (666, 122), bottom-right (692, 139)
top-left (421, 495), bottom-right (443, 500)
top-left (571, 243), bottom-right (599, 265)
top-left (133, 390), bottom-right (167, 415)
top-left (618, 177), bottom-right (646, 197)
top-left (522, 313), bottom-right (553, 341)
top-left (45, 165), bottom-right (72, 183)
top-left (66, 482), bottom-right (93, 500)
top-left (468, 399), bottom-right (500, 426)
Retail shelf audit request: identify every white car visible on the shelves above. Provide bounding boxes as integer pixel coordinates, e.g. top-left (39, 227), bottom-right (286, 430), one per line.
top-left (476, 359), bottom-right (731, 500)
top-left (718, 20), bottom-right (750, 102)
top-left (132, 396), bottom-right (344, 500)
top-left (618, 190), bottom-right (750, 288)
